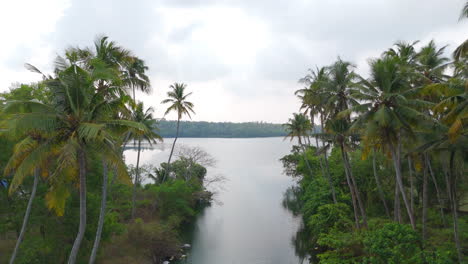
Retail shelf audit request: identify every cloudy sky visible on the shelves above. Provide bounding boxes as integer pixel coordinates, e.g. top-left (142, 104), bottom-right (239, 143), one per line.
top-left (0, 0), bottom-right (466, 122)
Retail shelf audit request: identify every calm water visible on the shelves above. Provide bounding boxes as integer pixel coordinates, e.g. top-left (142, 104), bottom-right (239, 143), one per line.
top-left (124, 137), bottom-right (303, 264)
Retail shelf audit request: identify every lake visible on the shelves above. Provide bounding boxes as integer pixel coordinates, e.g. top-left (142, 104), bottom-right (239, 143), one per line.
top-left (124, 137), bottom-right (304, 264)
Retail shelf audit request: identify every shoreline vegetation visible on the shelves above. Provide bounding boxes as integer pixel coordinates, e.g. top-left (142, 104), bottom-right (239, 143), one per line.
top-left (0, 36), bottom-right (219, 264)
top-left (280, 9), bottom-right (468, 261)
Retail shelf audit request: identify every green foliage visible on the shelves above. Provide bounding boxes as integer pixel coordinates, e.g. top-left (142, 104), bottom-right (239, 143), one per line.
top-left (148, 180), bottom-right (198, 222)
top-left (363, 223), bottom-right (422, 264)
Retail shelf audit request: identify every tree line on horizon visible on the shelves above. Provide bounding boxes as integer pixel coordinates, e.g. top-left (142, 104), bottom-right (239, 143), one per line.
top-left (155, 120), bottom-right (306, 138)
top-left (282, 3), bottom-right (467, 263)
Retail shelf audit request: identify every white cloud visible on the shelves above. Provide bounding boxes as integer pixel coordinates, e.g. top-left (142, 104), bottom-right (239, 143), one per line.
top-left (0, 0), bottom-right (466, 123)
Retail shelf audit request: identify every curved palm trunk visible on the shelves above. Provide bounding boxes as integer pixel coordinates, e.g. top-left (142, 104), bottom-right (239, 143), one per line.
top-left (299, 137), bottom-right (313, 176)
top-left (89, 160), bottom-right (108, 264)
top-left (314, 135), bottom-right (337, 204)
top-left (372, 149), bottom-right (390, 218)
top-left (319, 119), bottom-right (337, 204)
top-left (389, 140), bottom-right (416, 229)
top-left (340, 145), bottom-right (360, 229)
top-left (163, 118), bottom-right (180, 182)
top-left (425, 154), bottom-right (446, 225)
top-left (131, 139), bottom-right (142, 219)
top-left (394, 184), bottom-right (401, 223)
top-left (9, 168), bottom-right (39, 264)
top-left (68, 149), bottom-right (87, 264)
top-left (448, 151), bottom-right (463, 263)
top-left (408, 156), bottom-right (414, 215)
top-left (422, 158), bottom-right (429, 242)
top-left (344, 149), bottom-right (367, 227)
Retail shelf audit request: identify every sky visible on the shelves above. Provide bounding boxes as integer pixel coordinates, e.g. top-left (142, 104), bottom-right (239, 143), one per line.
top-left (0, 0), bottom-right (466, 123)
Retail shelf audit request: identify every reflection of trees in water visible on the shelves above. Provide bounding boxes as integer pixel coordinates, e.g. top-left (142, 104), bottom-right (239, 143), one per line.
top-left (282, 186), bottom-right (315, 264)
top-left (282, 186), bottom-right (303, 216)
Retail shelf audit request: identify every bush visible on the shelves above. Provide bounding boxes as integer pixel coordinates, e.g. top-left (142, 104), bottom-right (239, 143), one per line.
top-left (364, 223), bottom-right (422, 264)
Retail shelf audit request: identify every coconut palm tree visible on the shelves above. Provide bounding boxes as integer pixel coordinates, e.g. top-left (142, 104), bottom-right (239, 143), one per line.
top-left (161, 83), bottom-right (195, 182)
top-left (3, 53), bottom-right (147, 264)
top-left (454, 1), bottom-right (468, 61)
top-left (128, 102), bottom-right (162, 220)
top-left (283, 113), bottom-right (314, 175)
top-left (297, 67), bottom-right (337, 204)
top-left (320, 58), bottom-right (367, 228)
top-left (123, 57), bottom-right (151, 102)
top-left (349, 55), bottom-right (434, 229)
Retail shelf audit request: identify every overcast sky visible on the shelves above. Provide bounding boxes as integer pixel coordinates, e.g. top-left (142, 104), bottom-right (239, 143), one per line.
top-left (0, 0), bottom-right (466, 123)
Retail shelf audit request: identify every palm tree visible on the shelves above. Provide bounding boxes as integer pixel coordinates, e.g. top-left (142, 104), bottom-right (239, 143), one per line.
top-left (349, 55), bottom-right (433, 229)
top-left (454, 1), bottom-right (468, 61)
top-left (161, 83), bottom-right (195, 182)
top-left (3, 53), bottom-right (146, 263)
top-left (283, 113), bottom-right (314, 174)
top-left (297, 67), bottom-right (337, 204)
top-left (321, 58), bottom-right (367, 228)
top-left (123, 57), bottom-right (151, 102)
top-left (128, 102), bottom-right (162, 219)
top-left (7, 168), bottom-right (40, 264)
top-left (419, 65), bottom-right (467, 263)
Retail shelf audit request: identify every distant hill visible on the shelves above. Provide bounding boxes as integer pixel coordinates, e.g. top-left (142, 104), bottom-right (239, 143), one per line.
top-left (156, 120), bottom-right (289, 138)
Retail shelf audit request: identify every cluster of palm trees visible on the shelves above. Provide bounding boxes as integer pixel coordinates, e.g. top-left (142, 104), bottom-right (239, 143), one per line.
top-left (1, 36), bottom-right (195, 264)
top-left (285, 36), bottom-right (467, 262)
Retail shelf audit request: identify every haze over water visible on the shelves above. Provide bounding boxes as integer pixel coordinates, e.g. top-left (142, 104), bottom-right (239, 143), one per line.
top-left (124, 137), bottom-right (303, 264)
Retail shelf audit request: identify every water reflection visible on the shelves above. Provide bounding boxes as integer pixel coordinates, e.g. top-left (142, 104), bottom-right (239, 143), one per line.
top-left (125, 138), bottom-right (304, 264)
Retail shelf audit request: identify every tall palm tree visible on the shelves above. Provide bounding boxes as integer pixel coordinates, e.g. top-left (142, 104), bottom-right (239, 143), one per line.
top-left (321, 58), bottom-right (367, 228)
top-left (297, 67), bottom-right (337, 204)
top-left (7, 167), bottom-right (40, 264)
top-left (128, 102), bottom-right (162, 219)
top-left (283, 113), bottom-right (314, 175)
top-left (454, 1), bottom-right (468, 61)
top-left (3, 53), bottom-right (146, 264)
top-left (123, 57), bottom-right (151, 102)
top-left (349, 55), bottom-right (432, 229)
top-left (161, 83), bottom-right (195, 182)
top-left (419, 65), bottom-right (467, 263)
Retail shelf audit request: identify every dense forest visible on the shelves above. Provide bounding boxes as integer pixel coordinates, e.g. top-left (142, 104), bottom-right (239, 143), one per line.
top-left (156, 120), bottom-right (294, 138)
top-left (280, 4), bottom-right (468, 263)
top-left (0, 37), bottom-right (217, 264)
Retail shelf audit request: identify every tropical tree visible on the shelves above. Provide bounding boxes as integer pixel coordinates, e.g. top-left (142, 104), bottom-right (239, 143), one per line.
top-left (283, 113), bottom-right (314, 174)
top-left (161, 83), bottom-right (195, 182)
top-left (454, 0), bottom-right (468, 61)
top-left (321, 59), bottom-right (367, 228)
top-left (297, 67), bottom-right (337, 204)
top-left (123, 57), bottom-right (151, 102)
top-left (128, 102), bottom-right (162, 220)
top-left (349, 55), bottom-right (433, 229)
top-left (3, 51), bottom-right (146, 264)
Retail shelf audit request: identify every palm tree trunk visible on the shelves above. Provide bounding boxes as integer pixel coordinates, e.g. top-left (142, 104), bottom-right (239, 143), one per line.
top-left (319, 119), bottom-right (337, 204)
top-left (298, 137), bottom-right (313, 176)
top-left (408, 156), bottom-right (414, 216)
top-left (422, 159), bottom-right (428, 242)
top-left (389, 141), bottom-right (416, 229)
top-left (344, 150), bottom-right (367, 227)
top-left (372, 149), bottom-right (390, 218)
top-left (316, 136), bottom-right (337, 204)
top-left (394, 184), bottom-right (401, 223)
top-left (89, 160), bottom-right (108, 264)
top-left (448, 151), bottom-right (463, 263)
top-left (425, 153), bottom-right (446, 225)
top-left (340, 145), bottom-right (360, 229)
top-left (131, 139), bottom-right (142, 219)
top-left (9, 168), bottom-right (39, 264)
top-left (163, 117), bottom-right (180, 182)
top-left (68, 149), bottom-right (87, 264)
